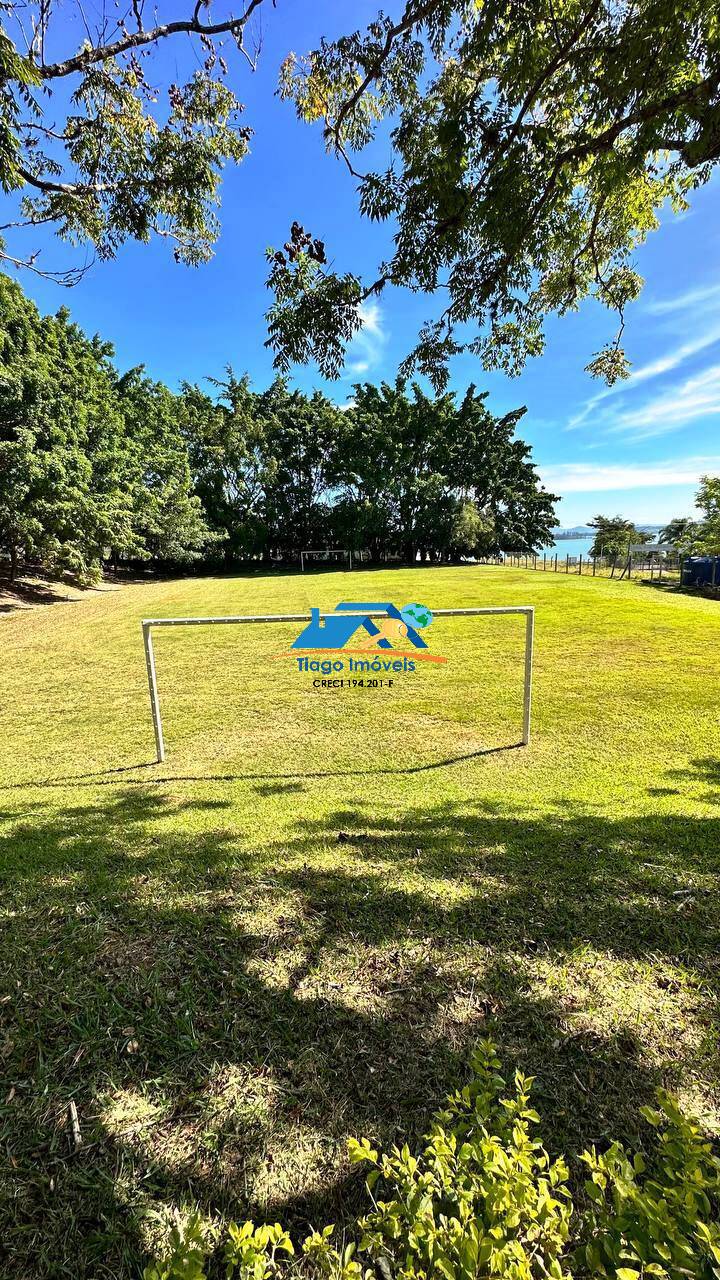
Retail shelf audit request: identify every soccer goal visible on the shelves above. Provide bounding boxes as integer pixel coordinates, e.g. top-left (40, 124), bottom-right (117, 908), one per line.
top-left (141, 605), bottom-right (534, 763)
top-left (300, 548), bottom-right (353, 572)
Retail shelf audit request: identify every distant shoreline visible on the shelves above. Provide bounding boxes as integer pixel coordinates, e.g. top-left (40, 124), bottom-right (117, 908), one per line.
top-left (553, 526), bottom-right (661, 540)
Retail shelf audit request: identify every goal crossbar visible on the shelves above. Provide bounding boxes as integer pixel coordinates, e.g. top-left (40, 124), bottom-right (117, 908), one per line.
top-left (300, 548), bottom-right (352, 571)
top-left (141, 606), bottom-right (534, 764)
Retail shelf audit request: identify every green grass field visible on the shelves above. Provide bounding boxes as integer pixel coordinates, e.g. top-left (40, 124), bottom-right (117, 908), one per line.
top-left (1, 566), bottom-right (718, 1277)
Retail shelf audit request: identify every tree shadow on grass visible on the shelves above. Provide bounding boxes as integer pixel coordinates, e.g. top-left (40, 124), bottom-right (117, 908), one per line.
top-left (667, 756), bottom-right (720, 801)
top-left (0, 788), bottom-right (718, 1276)
top-left (0, 576), bottom-right (84, 614)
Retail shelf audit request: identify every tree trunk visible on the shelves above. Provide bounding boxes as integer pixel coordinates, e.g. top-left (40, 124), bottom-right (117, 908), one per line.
top-left (9, 544), bottom-right (17, 583)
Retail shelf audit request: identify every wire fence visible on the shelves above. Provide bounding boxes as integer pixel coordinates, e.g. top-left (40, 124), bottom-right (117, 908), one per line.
top-left (496, 551), bottom-right (686, 584)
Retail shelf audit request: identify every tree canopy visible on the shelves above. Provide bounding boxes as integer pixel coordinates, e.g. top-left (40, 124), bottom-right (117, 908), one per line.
top-left (587, 514), bottom-right (651, 559)
top-left (0, 273), bottom-right (214, 579)
top-left (661, 478), bottom-right (720, 555)
top-left (184, 373), bottom-right (559, 564)
top-left (0, 1), bottom-right (718, 382)
top-left (270, 0), bottom-right (719, 387)
top-left (658, 516), bottom-right (702, 553)
top-left (0, 273), bottom-right (558, 580)
top-left (0, 4), bottom-right (258, 281)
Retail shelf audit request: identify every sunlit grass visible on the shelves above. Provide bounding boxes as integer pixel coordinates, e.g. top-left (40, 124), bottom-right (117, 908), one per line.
top-left (0, 566), bottom-right (718, 1276)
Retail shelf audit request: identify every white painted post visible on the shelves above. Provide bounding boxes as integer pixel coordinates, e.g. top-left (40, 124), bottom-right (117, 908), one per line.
top-left (142, 621), bottom-right (165, 763)
top-left (522, 607), bottom-right (534, 746)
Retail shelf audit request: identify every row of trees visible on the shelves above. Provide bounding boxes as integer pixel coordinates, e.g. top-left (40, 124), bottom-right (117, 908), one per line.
top-left (586, 488), bottom-right (720, 562)
top-left (0, 275), bottom-right (558, 581)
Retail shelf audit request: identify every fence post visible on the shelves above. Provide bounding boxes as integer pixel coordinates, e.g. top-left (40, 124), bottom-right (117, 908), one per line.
top-left (554, 554), bottom-right (558, 572)
top-left (543, 553), bottom-right (546, 571)
top-left (578, 554), bottom-right (583, 575)
top-left (592, 556), bottom-right (596, 576)
top-left (565, 554), bottom-right (569, 573)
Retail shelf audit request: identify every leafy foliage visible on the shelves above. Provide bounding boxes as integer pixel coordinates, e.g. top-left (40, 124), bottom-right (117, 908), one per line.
top-left (0, 274), bottom-right (556, 579)
top-left (143, 1041), bottom-right (720, 1280)
top-left (0, 273), bottom-right (214, 579)
top-left (580, 1092), bottom-right (720, 1279)
top-left (694, 476), bottom-right (720, 555)
top-left (2, 0), bottom-right (718, 389)
top-left (587, 516), bottom-right (651, 561)
top-left (225, 1221), bottom-right (295, 1280)
top-left (0, 3), bottom-right (257, 279)
top-left (658, 517), bottom-right (703, 554)
top-left (143, 1211), bottom-right (210, 1280)
top-left (328, 380), bottom-right (559, 561)
top-left (657, 480), bottom-right (720, 557)
top-left (182, 375), bottom-right (559, 562)
top-left (270, 0), bottom-right (720, 386)
top-left (349, 1039), bottom-right (573, 1280)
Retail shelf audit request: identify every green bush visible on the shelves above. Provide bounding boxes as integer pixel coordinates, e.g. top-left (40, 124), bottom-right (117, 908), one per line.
top-left (579, 1092), bottom-right (720, 1278)
top-left (143, 1041), bottom-right (719, 1280)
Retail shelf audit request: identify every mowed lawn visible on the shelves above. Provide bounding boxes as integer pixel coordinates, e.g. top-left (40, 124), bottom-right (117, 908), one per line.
top-left (1, 566), bottom-right (718, 1277)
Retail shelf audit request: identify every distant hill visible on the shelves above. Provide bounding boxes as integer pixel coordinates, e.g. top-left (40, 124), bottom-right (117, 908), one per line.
top-left (554, 524), bottom-right (662, 539)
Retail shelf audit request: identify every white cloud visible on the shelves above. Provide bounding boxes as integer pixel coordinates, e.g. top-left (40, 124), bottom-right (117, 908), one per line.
top-left (644, 283), bottom-right (720, 315)
top-left (539, 455), bottom-right (720, 493)
top-left (566, 276), bottom-right (720, 437)
top-left (626, 326), bottom-right (720, 384)
top-left (357, 300), bottom-right (384, 336)
top-left (609, 364), bottom-right (720, 439)
top-left (566, 324), bottom-right (720, 431)
top-left (342, 301), bottom-right (387, 379)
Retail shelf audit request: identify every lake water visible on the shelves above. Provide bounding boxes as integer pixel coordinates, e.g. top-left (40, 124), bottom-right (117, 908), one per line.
top-left (536, 536), bottom-right (594, 559)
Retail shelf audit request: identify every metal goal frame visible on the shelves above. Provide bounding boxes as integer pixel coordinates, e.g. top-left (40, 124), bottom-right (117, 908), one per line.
top-left (300, 548), bottom-right (353, 572)
top-left (142, 605), bottom-right (535, 764)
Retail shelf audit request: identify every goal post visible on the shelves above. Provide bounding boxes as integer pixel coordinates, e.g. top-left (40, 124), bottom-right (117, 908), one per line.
top-left (300, 548), bottom-right (353, 572)
top-left (141, 606), bottom-right (534, 764)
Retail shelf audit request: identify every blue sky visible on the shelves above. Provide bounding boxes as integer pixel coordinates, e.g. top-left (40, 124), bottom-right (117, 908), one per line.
top-left (7, 1), bottom-right (720, 527)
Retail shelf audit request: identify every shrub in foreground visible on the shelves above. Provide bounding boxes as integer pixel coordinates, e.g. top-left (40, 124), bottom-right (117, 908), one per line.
top-left (144, 1041), bottom-right (720, 1280)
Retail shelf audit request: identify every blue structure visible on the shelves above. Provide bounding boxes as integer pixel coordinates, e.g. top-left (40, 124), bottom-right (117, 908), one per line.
top-left (682, 556), bottom-right (720, 588)
top-left (292, 601), bottom-right (428, 650)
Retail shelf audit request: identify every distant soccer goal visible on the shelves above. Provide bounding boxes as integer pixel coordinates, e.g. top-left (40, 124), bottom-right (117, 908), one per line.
top-left (300, 548), bottom-right (353, 572)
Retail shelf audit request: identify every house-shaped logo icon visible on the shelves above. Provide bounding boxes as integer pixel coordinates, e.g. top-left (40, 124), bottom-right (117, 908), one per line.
top-left (292, 601), bottom-right (429, 651)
